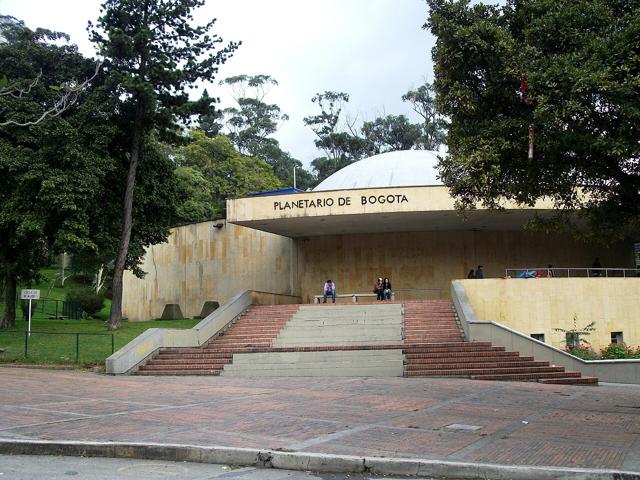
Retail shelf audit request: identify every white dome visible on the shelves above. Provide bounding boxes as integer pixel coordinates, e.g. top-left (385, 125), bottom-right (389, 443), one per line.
top-left (313, 150), bottom-right (444, 191)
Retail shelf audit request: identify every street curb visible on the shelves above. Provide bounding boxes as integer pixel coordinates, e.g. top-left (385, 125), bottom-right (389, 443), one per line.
top-left (0, 439), bottom-right (639, 479)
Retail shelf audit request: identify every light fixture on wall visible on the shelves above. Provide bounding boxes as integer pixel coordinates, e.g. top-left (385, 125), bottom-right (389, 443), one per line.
top-left (213, 222), bottom-right (224, 229)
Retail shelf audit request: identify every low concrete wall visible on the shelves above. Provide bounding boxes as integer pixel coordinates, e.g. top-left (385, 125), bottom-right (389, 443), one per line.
top-left (451, 281), bottom-right (640, 384)
top-left (460, 278), bottom-right (640, 350)
top-left (106, 290), bottom-right (253, 374)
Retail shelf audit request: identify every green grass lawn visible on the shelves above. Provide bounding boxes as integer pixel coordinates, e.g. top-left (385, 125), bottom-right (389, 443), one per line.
top-left (0, 266), bottom-right (199, 366)
top-left (0, 316), bottom-right (200, 366)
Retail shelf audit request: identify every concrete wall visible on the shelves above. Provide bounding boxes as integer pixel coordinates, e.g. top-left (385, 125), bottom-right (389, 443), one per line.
top-left (461, 278), bottom-right (640, 350)
top-left (122, 221), bottom-right (295, 320)
top-left (296, 230), bottom-right (632, 304)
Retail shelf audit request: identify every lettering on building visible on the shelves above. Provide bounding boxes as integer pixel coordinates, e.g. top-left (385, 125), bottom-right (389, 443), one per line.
top-left (273, 193), bottom-right (409, 211)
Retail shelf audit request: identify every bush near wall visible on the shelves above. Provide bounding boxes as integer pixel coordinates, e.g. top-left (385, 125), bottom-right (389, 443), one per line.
top-left (566, 343), bottom-right (640, 360)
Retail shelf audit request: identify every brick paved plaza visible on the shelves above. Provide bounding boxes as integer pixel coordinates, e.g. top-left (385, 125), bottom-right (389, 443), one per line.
top-left (1, 367), bottom-right (640, 472)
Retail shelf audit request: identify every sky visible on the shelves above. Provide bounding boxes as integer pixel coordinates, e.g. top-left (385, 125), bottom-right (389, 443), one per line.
top-left (0, 0), bottom-right (436, 168)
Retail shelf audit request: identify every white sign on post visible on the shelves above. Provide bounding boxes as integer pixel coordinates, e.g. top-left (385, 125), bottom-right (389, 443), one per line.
top-left (20, 289), bottom-right (40, 300)
top-left (20, 289), bottom-right (40, 337)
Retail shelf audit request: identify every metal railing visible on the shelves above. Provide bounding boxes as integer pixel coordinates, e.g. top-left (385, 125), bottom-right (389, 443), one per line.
top-left (5, 299), bottom-right (83, 320)
top-left (0, 330), bottom-right (115, 363)
top-left (504, 268), bottom-right (639, 278)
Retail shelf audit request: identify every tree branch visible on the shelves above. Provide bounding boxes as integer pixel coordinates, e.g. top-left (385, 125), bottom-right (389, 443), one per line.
top-left (0, 60), bottom-right (102, 127)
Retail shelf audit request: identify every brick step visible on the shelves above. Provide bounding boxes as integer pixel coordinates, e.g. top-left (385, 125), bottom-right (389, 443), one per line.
top-left (405, 334), bottom-right (464, 338)
top-left (147, 358), bottom-right (232, 366)
top-left (405, 351), bottom-right (521, 360)
top-left (234, 318), bottom-right (293, 323)
top-left (405, 361), bottom-right (549, 370)
top-left (404, 346), bottom-right (504, 354)
top-left (540, 376), bottom-right (598, 385)
top-left (405, 338), bottom-right (466, 343)
top-left (406, 354), bottom-right (532, 362)
top-left (208, 343), bottom-right (273, 348)
top-left (472, 371), bottom-right (581, 381)
top-left (224, 324), bottom-right (289, 330)
top-left (156, 353), bottom-right (233, 360)
top-left (140, 363), bottom-right (225, 370)
top-left (406, 366), bottom-right (565, 376)
top-left (135, 369), bottom-right (222, 376)
top-left (404, 312), bottom-right (456, 316)
top-left (405, 341), bottom-right (489, 347)
top-left (404, 323), bottom-right (460, 332)
top-left (215, 333), bottom-right (281, 340)
top-left (218, 329), bottom-right (285, 335)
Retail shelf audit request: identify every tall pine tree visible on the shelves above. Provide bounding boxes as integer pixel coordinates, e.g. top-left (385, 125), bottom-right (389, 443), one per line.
top-left (89, 0), bottom-right (238, 329)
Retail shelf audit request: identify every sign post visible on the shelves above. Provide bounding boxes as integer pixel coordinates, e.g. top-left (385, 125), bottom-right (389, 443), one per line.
top-left (20, 289), bottom-right (40, 337)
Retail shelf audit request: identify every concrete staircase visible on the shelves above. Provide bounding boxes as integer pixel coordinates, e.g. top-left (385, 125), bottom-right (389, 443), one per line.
top-left (222, 304), bottom-right (404, 377)
top-left (135, 304), bottom-right (299, 376)
top-left (402, 300), bottom-right (598, 385)
top-left (135, 299), bottom-right (597, 385)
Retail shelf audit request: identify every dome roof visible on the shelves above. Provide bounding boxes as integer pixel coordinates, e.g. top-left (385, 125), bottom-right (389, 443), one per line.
top-left (312, 150), bottom-right (444, 191)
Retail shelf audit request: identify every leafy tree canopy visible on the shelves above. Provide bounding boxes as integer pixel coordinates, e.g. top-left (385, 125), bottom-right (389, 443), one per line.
top-left (427, 0), bottom-right (640, 240)
top-left (215, 74), bottom-right (315, 189)
top-left (174, 131), bottom-right (282, 218)
top-left (0, 18), bottom-right (114, 329)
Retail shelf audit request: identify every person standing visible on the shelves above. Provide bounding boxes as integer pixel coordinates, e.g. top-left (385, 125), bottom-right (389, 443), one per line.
top-left (475, 265), bottom-right (484, 279)
top-left (591, 257), bottom-right (602, 277)
top-left (373, 277), bottom-right (384, 301)
top-left (323, 279), bottom-right (336, 303)
top-left (382, 277), bottom-right (393, 300)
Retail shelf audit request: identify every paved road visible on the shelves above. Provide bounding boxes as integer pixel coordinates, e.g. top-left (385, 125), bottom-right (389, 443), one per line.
top-left (0, 454), bottom-right (437, 480)
top-left (1, 368), bottom-right (640, 472)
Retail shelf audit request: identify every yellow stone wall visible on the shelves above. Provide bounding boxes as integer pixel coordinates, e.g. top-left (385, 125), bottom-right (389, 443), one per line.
top-left (122, 220), bottom-right (295, 320)
top-left (295, 230), bottom-right (632, 304)
top-left (461, 278), bottom-right (640, 350)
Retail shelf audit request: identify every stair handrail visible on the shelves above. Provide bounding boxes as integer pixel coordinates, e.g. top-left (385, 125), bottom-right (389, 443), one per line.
top-left (451, 280), bottom-right (640, 384)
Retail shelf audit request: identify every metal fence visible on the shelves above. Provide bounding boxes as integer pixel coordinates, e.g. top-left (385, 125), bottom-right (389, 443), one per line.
top-left (504, 268), bottom-right (639, 279)
top-left (4, 298), bottom-right (83, 320)
top-left (0, 330), bottom-right (115, 363)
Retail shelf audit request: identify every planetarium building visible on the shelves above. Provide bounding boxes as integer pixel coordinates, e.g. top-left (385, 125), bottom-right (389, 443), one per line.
top-left (123, 150), bottom-right (633, 322)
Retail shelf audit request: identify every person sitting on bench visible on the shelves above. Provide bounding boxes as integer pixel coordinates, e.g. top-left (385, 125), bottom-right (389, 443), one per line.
top-left (323, 279), bottom-right (336, 303)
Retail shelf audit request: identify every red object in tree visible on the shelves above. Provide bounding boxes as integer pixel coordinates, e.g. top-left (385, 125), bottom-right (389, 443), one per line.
top-left (520, 75), bottom-right (527, 97)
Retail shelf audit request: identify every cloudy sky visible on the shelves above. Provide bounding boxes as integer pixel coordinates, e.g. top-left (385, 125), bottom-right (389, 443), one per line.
top-left (0, 0), bottom-right (435, 168)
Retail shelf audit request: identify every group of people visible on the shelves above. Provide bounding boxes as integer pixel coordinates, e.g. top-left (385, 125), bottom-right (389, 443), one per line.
top-left (373, 277), bottom-right (393, 301)
top-left (321, 277), bottom-right (393, 303)
top-left (467, 265), bottom-right (484, 279)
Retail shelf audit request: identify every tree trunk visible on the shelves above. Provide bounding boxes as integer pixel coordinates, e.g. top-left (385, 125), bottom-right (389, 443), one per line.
top-left (0, 242), bottom-right (17, 330)
top-left (108, 103), bottom-right (144, 331)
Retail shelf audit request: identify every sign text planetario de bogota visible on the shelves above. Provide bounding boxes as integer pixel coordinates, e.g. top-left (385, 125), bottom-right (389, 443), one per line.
top-left (274, 193), bottom-right (409, 211)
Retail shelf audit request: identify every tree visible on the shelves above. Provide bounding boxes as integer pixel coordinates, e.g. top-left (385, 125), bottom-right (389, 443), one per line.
top-left (0, 20), bottom-right (112, 329)
top-left (175, 131), bottom-right (281, 218)
top-left (361, 114), bottom-right (423, 154)
top-left (401, 82), bottom-right (447, 150)
top-left (218, 75), bottom-right (287, 156)
top-left (304, 91), bottom-right (369, 182)
top-left (426, 0), bottom-right (640, 240)
top-left (89, 0), bottom-right (238, 330)
top-left (216, 74), bottom-right (315, 189)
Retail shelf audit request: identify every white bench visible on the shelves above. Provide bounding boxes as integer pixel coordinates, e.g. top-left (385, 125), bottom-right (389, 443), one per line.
top-left (313, 292), bottom-right (395, 303)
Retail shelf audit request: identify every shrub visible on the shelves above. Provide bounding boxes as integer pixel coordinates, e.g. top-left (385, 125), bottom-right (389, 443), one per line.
top-left (565, 342), bottom-right (598, 360)
top-left (600, 343), bottom-right (631, 359)
top-left (66, 288), bottom-right (105, 318)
